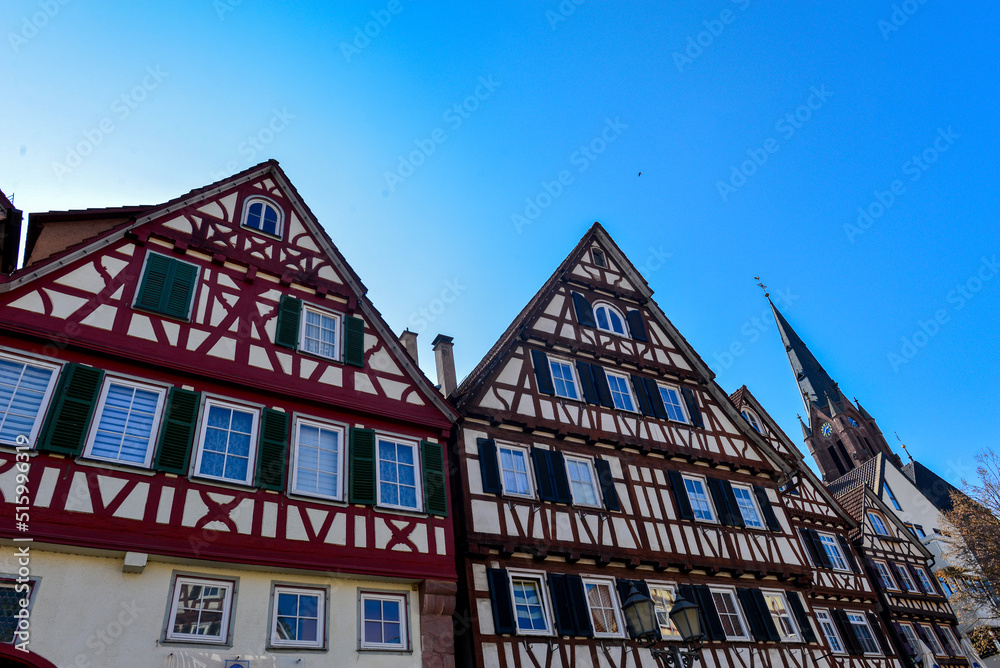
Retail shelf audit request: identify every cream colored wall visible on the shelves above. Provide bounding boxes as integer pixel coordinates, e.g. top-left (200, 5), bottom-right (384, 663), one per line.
top-left (0, 547), bottom-right (424, 667)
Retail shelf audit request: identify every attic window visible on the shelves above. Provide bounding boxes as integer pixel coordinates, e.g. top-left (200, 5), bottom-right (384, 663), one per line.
top-left (242, 197), bottom-right (283, 237)
top-left (591, 249), bottom-right (606, 267)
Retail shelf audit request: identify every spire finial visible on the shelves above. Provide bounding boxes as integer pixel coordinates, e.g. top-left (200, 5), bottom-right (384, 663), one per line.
top-left (754, 276), bottom-right (769, 299)
top-left (895, 432), bottom-right (914, 463)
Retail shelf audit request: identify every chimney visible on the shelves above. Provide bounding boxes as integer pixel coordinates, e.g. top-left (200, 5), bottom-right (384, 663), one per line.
top-left (399, 329), bottom-right (418, 364)
top-left (432, 334), bottom-right (457, 397)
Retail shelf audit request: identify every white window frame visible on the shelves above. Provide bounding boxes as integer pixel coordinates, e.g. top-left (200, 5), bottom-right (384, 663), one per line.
top-left (814, 608), bottom-right (845, 654)
top-left (192, 398), bottom-right (261, 486)
top-left (912, 566), bottom-right (936, 594)
top-left (682, 474), bottom-right (717, 523)
top-left (564, 455), bottom-right (602, 508)
top-left (497, 443), bottom-right (534, 498)
top-left (847, 611), bottom-right (881, 655)
top-left (731, 483), bottom-right (765, 529)
top-left (919, 624), bottom-right (945, 655)
top-left (895, 564), bottom-right (918, 593)
top-left (647, 582), bottom-right (681, 639)
top-left (868, 511), bottom-right (890, 536)
top-left (375, 435), bottom-right (422, 512)
top-left (709, 586), bottom-right (751, 641)
top-left (872, 560), bottom-right (898, 591)
top-left (164, 575), bottom-right (236, 644)
top-left (657, 383), bottom-right (689, 423)
top-left (761, 590), bottom-right (799, 641)
top-left (241, 195), bottom-right (283, 238)
top-left (547, 356), bottom-right (581, 401)
top-left (290, 416), bottom-right (345, 501)
top-left (741, 409), bottom-right (762, 433)
top-left (592, 302), bottom-right (629, 338)
top-left (359, 590), bottom-right (410, 650)
top-left (604, 370), bottom-right (637, 412)
top-left (0, 352), bottom-right (61, 448)
top-left (270, 585), bottom-right (326, 649)
top-left (581, 576), bottom-right (625, 638)
top-left (938, 625), bottom-right (961, 656)
top-left (899, 622), bottom-right (922, 656)
top-left (508, 571), bottom-right (553, 636)
top-left (299, 305), bottom-right (342, 361)
top-left (817, 532), bottom-right (850, 571)
top-left (82, 376), bottom-right (167, 468)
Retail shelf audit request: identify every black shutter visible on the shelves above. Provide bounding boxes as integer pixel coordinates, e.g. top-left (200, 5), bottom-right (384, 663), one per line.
top-left (681, 387), bottom-right (704, 428)
top-left (626, 310), bottom-right (647, 341)
top-left (486, 569), bottom-right (516, 635)
top-left (421, 441), bottom-right (448, 516)
top-left (254, 408), bottom-right (288, 490)
top-left (893, 563), bottom-right (912, 591)
top-left (566, 574), bottom-right (594, 637)
top-left (572, 291), bottom-right (596, 327)
top-left (799, 528), bottom-right (821, 566)
top-left (153, 387), bottom-right (201, 474)
top-left (893, 623), bottom-right (915, 657)
top-left (36, 363), bottom-right (104, 456)
top-left (590, 365), bottom-right (614, 408)
top-left (692, 585), bottom-right (726, 641)
top-left (751, 589), bottom-right (781, 642)
top-left (668, 471), bottom-right (694, 521)
top-left (644, 378), bottom-right (668, 419)
top-left (707, 478), bottom-right (737, 527)
top-left (754, 485), bottom-right (781, 531)
top-left (737, 589), bottom-right (768, 641)
top-left (548, 573), bottom-right (576, 636)
top-left (868, 613), bottom-right (892, 655)
top-left (631, 374), bottom-right (654, 416)
top-left (275, 294), bottom-right (302, 349)
top-left (348, 427), bottom-right (376, 504)
top-left (576, 360), bottom-right (599, 404)
top-left (831, 609), bottom-right (862, 655)
top-left (908, 565), bottom-right (930, 594)
top-left (838, 534), bottom-right (859, 572)
top-left (722, 482), bottom-right (745, 528)
top-left (934, 625), bottom-right (955, 656)
top-left (595, 458), bottom-right (620, 511)
top-left (344, 315), bottom-right (365, 367)
top-left (550, 451), bottom-right (572, 504)
top-left (532, 448), bottom-right (556, 502)
top-left (478, 438), bottom-right (502, 495)
top-left (530, 350), bottom-right (555, 395)
top-left (801, 528), bottom-right (832, 569)
top-left (615, 579), bottom-right (654, 639)
top-left (786, 592), bottom-right (817, 643)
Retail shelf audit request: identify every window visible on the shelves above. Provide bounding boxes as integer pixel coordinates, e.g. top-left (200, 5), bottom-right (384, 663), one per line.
top-left (872, 560), bottom-right (898, 590)
top-left (741, 410), bottom-right (761, 433)
top-left (377, 436), bottom-right (421, 511)
top-left (912, 567), bottom-right (936, 594)
top-left (509, 575), bottom-right (550, 635)
top-left (762, 591), bottom-right (798, 640)
top-left (731, 484), bottom-right (765, 529)
top-left (583, 578), bottom-right (623, 637)
top-left (591, 248), bottom-right (607, 267)
top-left (135, 252), bottom-right (199, 320)
top-left (938, 577), bottom-right (954, 597)
top-left (920, 624), bottom-right (945, 655)
top-left (594, 303), bottom-right (628, 337)
top-left (658, 385), bottom-right (688, 423)
top-left (899, 623), bottom-right (922, 656)
top-left (938, 626), bottom-right (961, 656)
top-left (83, 378), bottom-right (166, 467)
top-left (242, 197), bottom-right (282, 237)
top-left (710, 588), bottom-right (749, 640)
top-left (565, 456), bottom-right (601, 506)
top-left (0, 580), bottom-right (34, 644)
top-left (360, 592), bottom-right (408, 650)
top-left (301, 306), bottom-right (341, 360)
top-left (165, 576), bottom-right (235, 644)
top-left (606, 372), bottom-right (636, 411)
top-left (905, 523), bottom-right (926, 538)
top-left (867, 511), bottom-right (890, 536)
top-left (548, 358), bottom-right (579, 400)
top-left (847, 612), bottom-right (880, 654)
top-left (194, 399), bottom-right (259, 485)
top-left (271, 586), bottom-right (325, 648)
top-left (896, 564), bottom-right (918, 593)
top-left (682, 475), bottom-right (716, 522)
top-left (291, 418), bottom-right (344, 500)
top-left (648, 585), bottom-right (680, 638)
top-left (498, 444), bottom-right (533, 497)
top-left (884, 484), bottom-right (902, 510)
top-left (818, 533), bottom-right (849, 571)
top-left (0, 353), bottom-right (60, 447)
top-left (815, 609), bottom-right (844, 653)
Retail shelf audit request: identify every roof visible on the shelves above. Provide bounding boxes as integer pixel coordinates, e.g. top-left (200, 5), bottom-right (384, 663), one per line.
top-left (901, 460), bottom-right (963, 512)
top-left (770, 299), bottom-right (841, 413)
top-left (833, 483), bottom-right (867, 540)
top-left (827, 454), bottom-right (885, 497)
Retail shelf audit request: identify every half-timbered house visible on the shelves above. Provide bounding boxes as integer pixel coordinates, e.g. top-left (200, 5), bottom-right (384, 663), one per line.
top-left (0, 161), bottom-right (459, 667)
top-left (447, 223), bottom-right (902, 668)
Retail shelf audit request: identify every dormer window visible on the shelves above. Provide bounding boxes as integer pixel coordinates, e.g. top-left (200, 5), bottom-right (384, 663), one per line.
top-left (242, 197), bottom-right (282, 237)
top-left (741, 410), bottom-right (762, 433)
top-left (591, 248), bottom-right (607, 267)
top-left (594, 302), bottom-right (628, 337)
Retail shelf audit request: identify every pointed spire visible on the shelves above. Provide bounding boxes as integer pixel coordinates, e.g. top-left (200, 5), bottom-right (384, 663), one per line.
top-left (854, 396), bottom-right (874, 421)
top-left (798, 414), bottom-right (811, 439)
top-left (826, 391), bottom-right (840, 416)
top-left (895, 432), bottom-right (914, 463)
top-left (769, 299), bottom-right (840, 410)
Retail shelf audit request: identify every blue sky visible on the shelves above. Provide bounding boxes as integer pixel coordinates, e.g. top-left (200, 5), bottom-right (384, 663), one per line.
top-left (3, 1), bottom-right (997, 486)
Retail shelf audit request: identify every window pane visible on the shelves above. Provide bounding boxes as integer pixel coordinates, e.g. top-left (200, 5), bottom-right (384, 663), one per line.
top-left (295, 424), bottom-right (340, 498)
top-left (378, 440), bottom-right (418, 509)
top-left (0, 359), bottom-right (55, 444)
top-left (659, 387), bottom-right (686, 422)
top-left (198, 405), bottom-right (256, 483)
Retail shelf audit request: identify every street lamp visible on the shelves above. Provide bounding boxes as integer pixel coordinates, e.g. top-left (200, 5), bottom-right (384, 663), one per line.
top-left (620, 584), bottom-right (704, 667)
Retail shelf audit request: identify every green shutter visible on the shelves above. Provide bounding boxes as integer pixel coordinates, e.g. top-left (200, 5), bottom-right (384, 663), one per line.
top-left (344, 315), bottom-right (365, 367)
top-left (153, 388), bottom-right (201, 474)
top-left (135, 253), bottom-right (171, 312)
top-left (255, 408), bottom-right (289, 490)
top-left (135, 252), bottom-right (198, 320)
top-left (275, 295), bottom-right (302, 349)
top-left (37, 363), bottom-right (104, 455)
top-left (421, 441), bottom-right (448, 517)
top-left (164, 259), bottom-right (198, 319)
top-left (349, 427), bottom-right (376, 504)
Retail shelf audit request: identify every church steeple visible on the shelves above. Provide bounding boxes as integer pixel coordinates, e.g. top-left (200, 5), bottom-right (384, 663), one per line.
top-left (770, 299), bottom-right (840, 412)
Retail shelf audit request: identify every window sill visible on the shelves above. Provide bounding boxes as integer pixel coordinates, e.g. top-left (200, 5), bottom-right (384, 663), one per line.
top-left (161, 638), bottom-right (231, 648)
top-left (267, 643), bottom-right (328, 652)
top-left (297, 348), bottom-right (343, 365)
top-left (358, 647), bottom-right (413, 654)
top-left (241, 224), bottom-right (283, 241)
top-left (78, 456), bottom-right (158, 476)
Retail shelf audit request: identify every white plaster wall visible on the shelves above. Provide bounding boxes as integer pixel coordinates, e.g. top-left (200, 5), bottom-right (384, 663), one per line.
top-left (0, 548), bottom-right (424, 667)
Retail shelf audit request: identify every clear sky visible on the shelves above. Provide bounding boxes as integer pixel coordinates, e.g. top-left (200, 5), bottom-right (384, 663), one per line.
top-left (3, 1), bottom-right (997, 486)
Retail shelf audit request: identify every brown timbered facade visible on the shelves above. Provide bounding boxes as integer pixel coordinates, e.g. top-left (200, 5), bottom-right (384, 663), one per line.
top-left (449, 224), bottom-right (902, 668)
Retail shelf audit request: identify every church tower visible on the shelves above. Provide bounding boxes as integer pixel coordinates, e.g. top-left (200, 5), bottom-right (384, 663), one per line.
top-left (770, 300), bottom-right (900, 481)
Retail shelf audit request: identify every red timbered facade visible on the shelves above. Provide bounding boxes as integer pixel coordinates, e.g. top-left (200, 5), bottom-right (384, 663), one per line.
top-left (448, 224), bottom-right (902, 668)
top-left (0, 161), bottom-right (458, 666)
